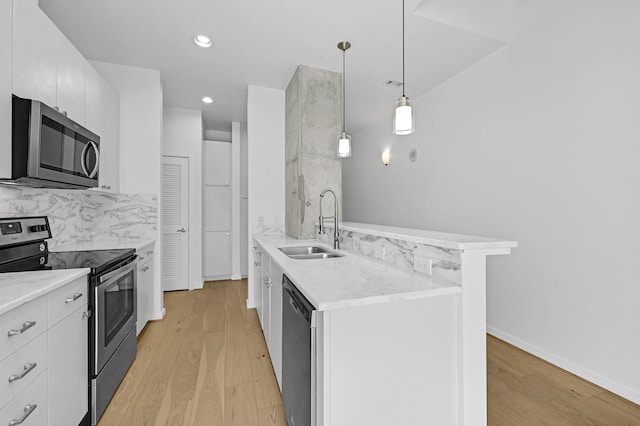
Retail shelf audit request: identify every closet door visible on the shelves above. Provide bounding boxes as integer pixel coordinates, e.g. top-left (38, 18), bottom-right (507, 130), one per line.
top-left (162, 156), bottom-right (189, 291)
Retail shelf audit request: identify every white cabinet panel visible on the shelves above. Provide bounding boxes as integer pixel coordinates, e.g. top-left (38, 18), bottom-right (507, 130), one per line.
top-left (12, 0), bottom-right (57, 109)
top-left (56, 37), bottom-right (86, 123)
top-left (0, 0), bottom-right (12, 179)
top-left (254, 247), bottom-right (264, 326)
top-left (85, 63), bottom-right (120, 192)
top-left (12, 0), bottom-right (86, 124)
top-left (204, 232), bottom-right (231, 277)
top-left (48, 307), bottom-right (88, 426)
top-left (205, 186), bottom-right (231, 231)
top-left (270, 263), bottom-right (283, 389)
top-left (204, 141), bottom-right (231, 186)
top-left (136, 244), bottom-right (154, 335)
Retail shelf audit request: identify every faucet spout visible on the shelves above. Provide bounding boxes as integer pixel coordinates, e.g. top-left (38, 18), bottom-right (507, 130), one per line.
top-left (319, 189), bottom-right (340, 249)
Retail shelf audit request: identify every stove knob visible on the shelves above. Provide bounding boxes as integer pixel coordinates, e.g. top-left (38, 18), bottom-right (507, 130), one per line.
top-left (39, 256), bottom-right (45, 265)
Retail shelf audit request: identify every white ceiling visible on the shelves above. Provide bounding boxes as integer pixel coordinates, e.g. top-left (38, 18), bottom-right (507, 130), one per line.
top-left (38, 0), bottom-right (508, 133)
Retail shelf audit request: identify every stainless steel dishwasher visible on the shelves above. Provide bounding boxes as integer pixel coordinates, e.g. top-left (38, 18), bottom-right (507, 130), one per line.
top-left (282, 274), bottom-right (316, 426)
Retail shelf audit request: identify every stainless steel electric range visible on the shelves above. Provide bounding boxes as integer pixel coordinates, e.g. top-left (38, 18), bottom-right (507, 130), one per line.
top-left (0, 216), bottom-right (137, 426)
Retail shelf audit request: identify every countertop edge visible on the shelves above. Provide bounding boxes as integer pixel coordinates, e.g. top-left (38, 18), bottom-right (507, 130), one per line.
top-left (0, 268), bottom-right (90, 316)
top-left (339, 221), bottom-right (518, 251)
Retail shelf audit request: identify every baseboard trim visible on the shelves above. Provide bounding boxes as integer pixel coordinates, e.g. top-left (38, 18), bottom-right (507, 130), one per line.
top-left (487, 326), bottom-right (640, 405)
top-left (150, 308), bottom-right (166, 321)
top-left (231, 274), bottom-right (242, 280)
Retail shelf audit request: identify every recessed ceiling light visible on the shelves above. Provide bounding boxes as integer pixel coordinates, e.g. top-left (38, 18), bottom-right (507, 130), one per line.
top-left (201, 96), bottom-right (214, 104)
top-left (193, 35), bottom-right (212, 48)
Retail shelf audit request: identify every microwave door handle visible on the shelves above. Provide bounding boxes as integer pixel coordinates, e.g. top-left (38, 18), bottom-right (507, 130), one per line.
top-left (80, 141), bottom-right (100, 179)
top-left (87, 141), bottom-right (99, 178)
top-left (80, 143), bottom-right (91, 177)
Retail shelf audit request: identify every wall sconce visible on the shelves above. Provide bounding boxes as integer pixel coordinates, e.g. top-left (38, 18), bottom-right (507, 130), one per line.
top-left (382, 149), bottom-right (391, 166)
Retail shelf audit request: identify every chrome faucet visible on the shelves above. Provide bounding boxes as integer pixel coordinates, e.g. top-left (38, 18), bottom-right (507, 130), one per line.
top-left (319, 188), bottom-right (340, 249)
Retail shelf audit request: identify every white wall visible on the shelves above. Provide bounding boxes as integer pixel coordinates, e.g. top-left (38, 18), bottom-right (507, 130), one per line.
top-left (0, 0), bottom-right (11, 179)
top-left (163, 106), bottom-right (204, 290)
top-left (343, 0), bottom-right (640, 404)
top-left (91, 61), bottom-right (165, 319)
top-left (204, 129), bottom-right (232, 142)
top-left (231, 122), bottom-right (241, 279)
top-left (247, 85), bottom-right (285, 307)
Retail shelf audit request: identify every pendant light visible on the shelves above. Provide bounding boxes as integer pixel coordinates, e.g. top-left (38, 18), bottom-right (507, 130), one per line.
top-left (337, 41), bottom-right (352, 158)
top-left (393, 0), bottom-right (415, 135)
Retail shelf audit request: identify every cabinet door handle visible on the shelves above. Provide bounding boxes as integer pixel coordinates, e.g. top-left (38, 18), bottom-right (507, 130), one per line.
top-left (7, 321), bottom-right (36, 337)
top-left (177, 228), bottom-right (186, 233)
top-left (8, 363), bottom-right (37, 383)
top-left (65, 292), bottom-right (83, 303)
top-left (8, 403), bottom-right (37, 426)
top-left (146, 251), bottom-right (153, 255)
top-left (101, 185), bottom-right (112, 190)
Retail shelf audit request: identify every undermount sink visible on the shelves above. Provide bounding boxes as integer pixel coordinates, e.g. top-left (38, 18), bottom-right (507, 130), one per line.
top-left (278, 246), bottom-right (344, 260)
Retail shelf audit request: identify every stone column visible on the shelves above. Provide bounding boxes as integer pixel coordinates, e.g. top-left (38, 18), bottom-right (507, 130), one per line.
top-left (285, 65), bottom-right (342, 239)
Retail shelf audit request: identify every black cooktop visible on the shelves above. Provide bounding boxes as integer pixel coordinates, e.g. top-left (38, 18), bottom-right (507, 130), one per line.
top-left (0, 248), bottom-right (135, 274)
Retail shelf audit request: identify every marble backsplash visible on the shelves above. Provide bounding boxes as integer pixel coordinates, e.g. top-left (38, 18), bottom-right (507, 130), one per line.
top-left (0, 185), bottom-right (157, 249)
top-left (319, 225), bottom-right (462, 285)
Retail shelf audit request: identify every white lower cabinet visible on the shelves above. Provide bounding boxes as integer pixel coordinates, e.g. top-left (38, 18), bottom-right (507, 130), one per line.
top-left (254, 248), bottom-right (264, 325)
top-left (204, 232), bottom-right (231, 277)
top-left (0, 275), bottom-right (89, 426)
top-left (136, 244), bottom-right (155, 335)
top-left (48, 307), bottom-right (88, 425)
top-left (269, 263), bottom-right (283, 389)
top-left (253, 240), bottom-right (283, 390)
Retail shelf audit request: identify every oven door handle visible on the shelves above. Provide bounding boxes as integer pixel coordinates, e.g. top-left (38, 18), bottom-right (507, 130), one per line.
top-left (99, 260), bottom-right (137, 285)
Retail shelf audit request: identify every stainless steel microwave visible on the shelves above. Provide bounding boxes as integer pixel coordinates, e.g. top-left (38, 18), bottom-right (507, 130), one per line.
top-left (10, 95), bottom-right (100, 188)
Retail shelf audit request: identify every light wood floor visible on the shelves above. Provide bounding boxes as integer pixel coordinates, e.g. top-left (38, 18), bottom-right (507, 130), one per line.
top-left (99, 280), bottom-right (640, 425)
top-left (99, 279), bottom-right (285, 426)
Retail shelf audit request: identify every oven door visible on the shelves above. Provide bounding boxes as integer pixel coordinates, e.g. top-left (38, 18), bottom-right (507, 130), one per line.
top-left (94, 260), bottom-right (137, 375)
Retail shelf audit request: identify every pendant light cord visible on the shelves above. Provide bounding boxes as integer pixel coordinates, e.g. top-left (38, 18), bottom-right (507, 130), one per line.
top-left (342, 47), bottom-right (346, 133)
top-left (402, 0), bottom-right (406, 97)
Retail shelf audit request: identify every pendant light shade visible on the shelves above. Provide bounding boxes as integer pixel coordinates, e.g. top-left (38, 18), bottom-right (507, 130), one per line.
top-left (338, 132), bottom-right (351, 157)
top-left (337, 41), bottom-right (352, 158)
top-left (393, 0), bottom-right (415, 135)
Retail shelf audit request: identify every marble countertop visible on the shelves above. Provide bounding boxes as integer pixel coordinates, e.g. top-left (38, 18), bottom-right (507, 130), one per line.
top-left (0, 269), bottom-right (90, 316)
top-left (254, 234), bottom-right (461, 311)
top-left (338, 221), bottom-right (517, 252)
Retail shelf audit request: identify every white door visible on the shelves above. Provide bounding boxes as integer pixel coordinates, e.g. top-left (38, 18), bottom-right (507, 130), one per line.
top-left (162, 156), bottom-right (189, 291)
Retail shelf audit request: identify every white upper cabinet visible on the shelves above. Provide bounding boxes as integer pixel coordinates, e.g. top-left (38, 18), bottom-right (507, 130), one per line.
top-left (85, 63), bottom-right (120, 192)
top-left (204, 141), bottom-right (231, 186)
top-left (0, 0), bottom-right (12, 179)
top-left (12, 0), bottom-right (85, 124)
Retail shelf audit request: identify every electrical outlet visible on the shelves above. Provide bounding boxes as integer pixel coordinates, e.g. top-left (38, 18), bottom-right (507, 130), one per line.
top-left (414, 255), bottom-right (432, 275)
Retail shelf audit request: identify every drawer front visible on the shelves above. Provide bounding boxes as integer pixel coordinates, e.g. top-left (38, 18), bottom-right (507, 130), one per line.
top-left (0, 332), bottom-right (48, 408)
top-left (0, 370), bottom-right (47, 426)
top-left (48, 276), bottom-right (87, 327)
top-left (0, 297), bottom-right (47, 362)
top-left (136, 244), bottom-right (155, 264)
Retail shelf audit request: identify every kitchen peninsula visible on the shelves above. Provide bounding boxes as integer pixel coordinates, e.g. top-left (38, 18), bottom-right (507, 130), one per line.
top-left (253, 222), bottom-right (516, 426)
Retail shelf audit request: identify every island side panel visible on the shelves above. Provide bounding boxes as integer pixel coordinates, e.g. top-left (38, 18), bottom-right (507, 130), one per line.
top-left (458, 251), bottom-right (488, 426)
top-left (319, 295), bottom-right (459, 425)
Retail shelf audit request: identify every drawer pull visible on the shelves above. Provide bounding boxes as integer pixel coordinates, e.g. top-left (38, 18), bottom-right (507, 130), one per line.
top-left (8, 403), bottom-right (37, 426)
top-left (7, 321), bottom-right (36, 337)
top-left (8, 363), bottom-right (37, 383)
top-left (65, 292), bottom-right (83, 303)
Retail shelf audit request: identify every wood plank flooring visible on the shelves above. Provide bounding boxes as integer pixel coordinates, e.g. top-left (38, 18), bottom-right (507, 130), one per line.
top-left (98, 279), bottom-right (285, 426)
top-left (99, 280), bottom-right (640, 425)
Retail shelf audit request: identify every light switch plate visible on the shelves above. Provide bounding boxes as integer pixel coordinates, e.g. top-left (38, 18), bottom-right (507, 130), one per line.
top-left (414, 255), bottom-right (432, 275)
